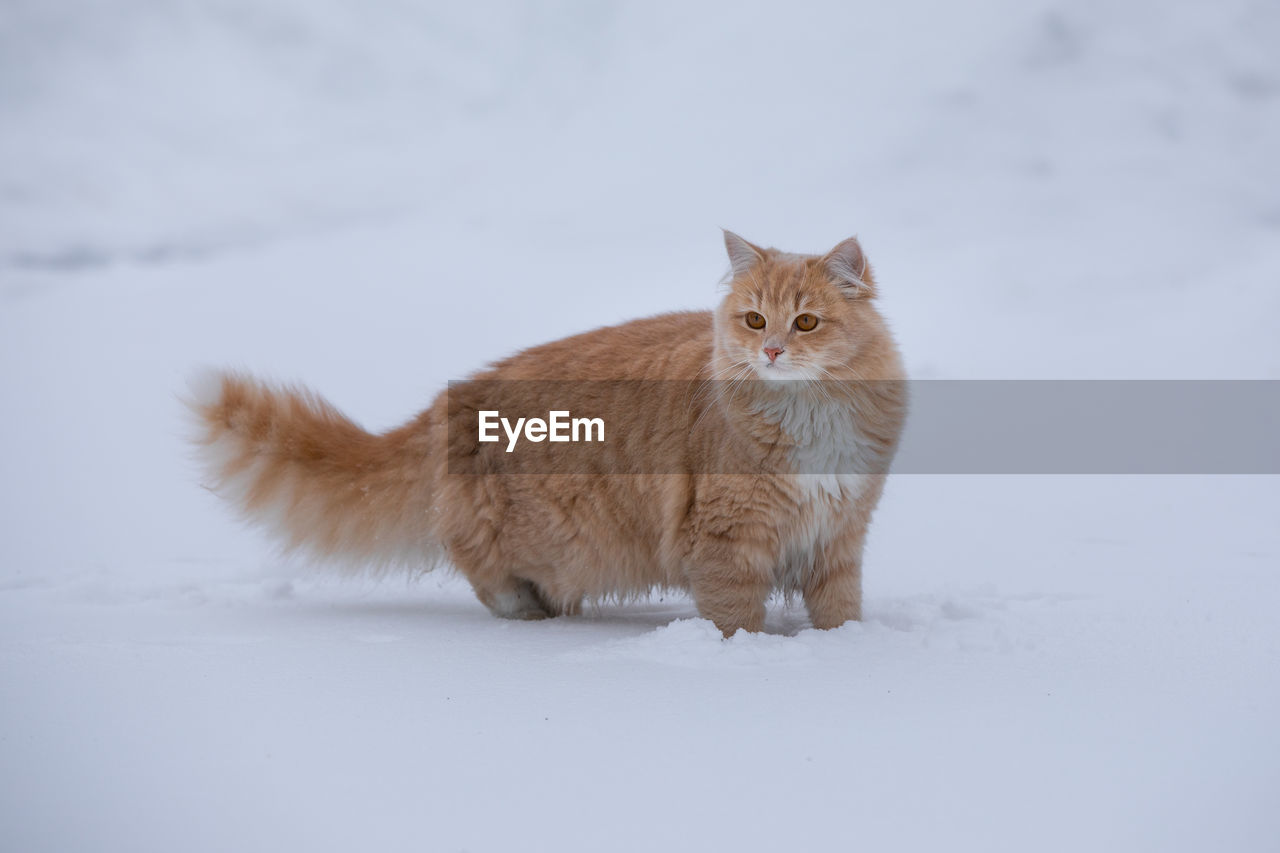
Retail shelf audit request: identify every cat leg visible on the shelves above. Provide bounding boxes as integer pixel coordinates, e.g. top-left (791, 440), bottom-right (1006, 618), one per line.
top-left (802, 560), bottom-right (862, 629)
top-left (804, 481), bottom-right (883, 629)
top-left (687, 500), bottom-right (777, 636)
top-left (474, 574), bottom-right (585, 620)
top-left (687, 561), bottom-right (773, 637)
top-left (525, 580), bottom-right (583, 618)
top-left (445, 535), bottom-right (556, 620)
top-left (474, 577), bottom-right (554, 621)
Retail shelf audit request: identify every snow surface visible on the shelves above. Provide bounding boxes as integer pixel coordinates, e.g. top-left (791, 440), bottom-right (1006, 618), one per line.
top-left (2, 1), bottom-right (1278, 851)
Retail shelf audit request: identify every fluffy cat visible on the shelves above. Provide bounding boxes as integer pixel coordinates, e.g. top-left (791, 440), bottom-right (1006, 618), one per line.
top-left (189, 231), bottom-right (907, 635)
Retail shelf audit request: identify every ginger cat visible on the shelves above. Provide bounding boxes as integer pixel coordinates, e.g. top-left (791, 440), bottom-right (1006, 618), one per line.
top-left (189, 232), bottom-right (907, 635)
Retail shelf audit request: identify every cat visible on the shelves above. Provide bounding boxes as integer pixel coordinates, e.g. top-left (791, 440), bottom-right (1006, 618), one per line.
top-left (188, 231), bottom-right (907, 636)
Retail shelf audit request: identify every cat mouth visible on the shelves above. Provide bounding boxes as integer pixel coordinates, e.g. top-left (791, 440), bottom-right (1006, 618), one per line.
top-left (754, 361), bottom-right (811, 381)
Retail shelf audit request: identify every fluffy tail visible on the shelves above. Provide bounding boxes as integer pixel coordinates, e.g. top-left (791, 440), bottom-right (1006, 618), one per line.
top-left (186, 370), bottom-right (441, 571)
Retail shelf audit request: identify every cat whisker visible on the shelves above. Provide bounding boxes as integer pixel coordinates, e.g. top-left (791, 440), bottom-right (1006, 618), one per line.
top-left (812, 370), bottom-right (847, 410)
top-left (690, 362), bottom-right (756, 434)
top-left (687, 358), bottom-right (755, 416)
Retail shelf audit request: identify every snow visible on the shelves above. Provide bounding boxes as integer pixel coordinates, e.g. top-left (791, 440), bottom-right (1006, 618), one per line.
top-left (2, 1), bottom-right (1279, 850)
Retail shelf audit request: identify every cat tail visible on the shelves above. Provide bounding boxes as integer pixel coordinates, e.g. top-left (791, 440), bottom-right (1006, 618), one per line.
top-left (185, 369), bottom-right (442, 573)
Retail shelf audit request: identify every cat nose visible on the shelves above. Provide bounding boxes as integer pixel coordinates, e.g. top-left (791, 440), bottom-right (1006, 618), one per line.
top-left (763, 347), bottom-right (784, 363)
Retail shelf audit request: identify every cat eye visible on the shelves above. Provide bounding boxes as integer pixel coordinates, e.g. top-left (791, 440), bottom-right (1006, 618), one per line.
top-left (745, 311), bottom-right (766, 330)
top-left (795, 313), bottom-right (819, 331)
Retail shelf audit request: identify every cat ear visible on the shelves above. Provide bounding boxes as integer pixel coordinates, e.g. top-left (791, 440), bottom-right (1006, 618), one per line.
top-left (723, 230), bottom-right (765, 279)
top-left (823, 236), bottom-right (875, 298)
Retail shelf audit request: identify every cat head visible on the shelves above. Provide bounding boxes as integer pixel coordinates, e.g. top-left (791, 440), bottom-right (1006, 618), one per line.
top-left (714, 230), bottom-right (885, 381)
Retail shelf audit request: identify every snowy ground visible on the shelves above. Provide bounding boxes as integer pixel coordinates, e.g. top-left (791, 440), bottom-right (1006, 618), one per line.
top-left (2, 1), bottom-right (1278, 851)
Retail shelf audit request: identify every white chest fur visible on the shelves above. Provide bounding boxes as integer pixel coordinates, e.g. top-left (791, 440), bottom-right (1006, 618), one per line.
top-left (754, 391), bottom-right (878, 476)
top-left (753, 392), bottom-right (876, 591)
top-left (773, 472), bottom-right (870, 592)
